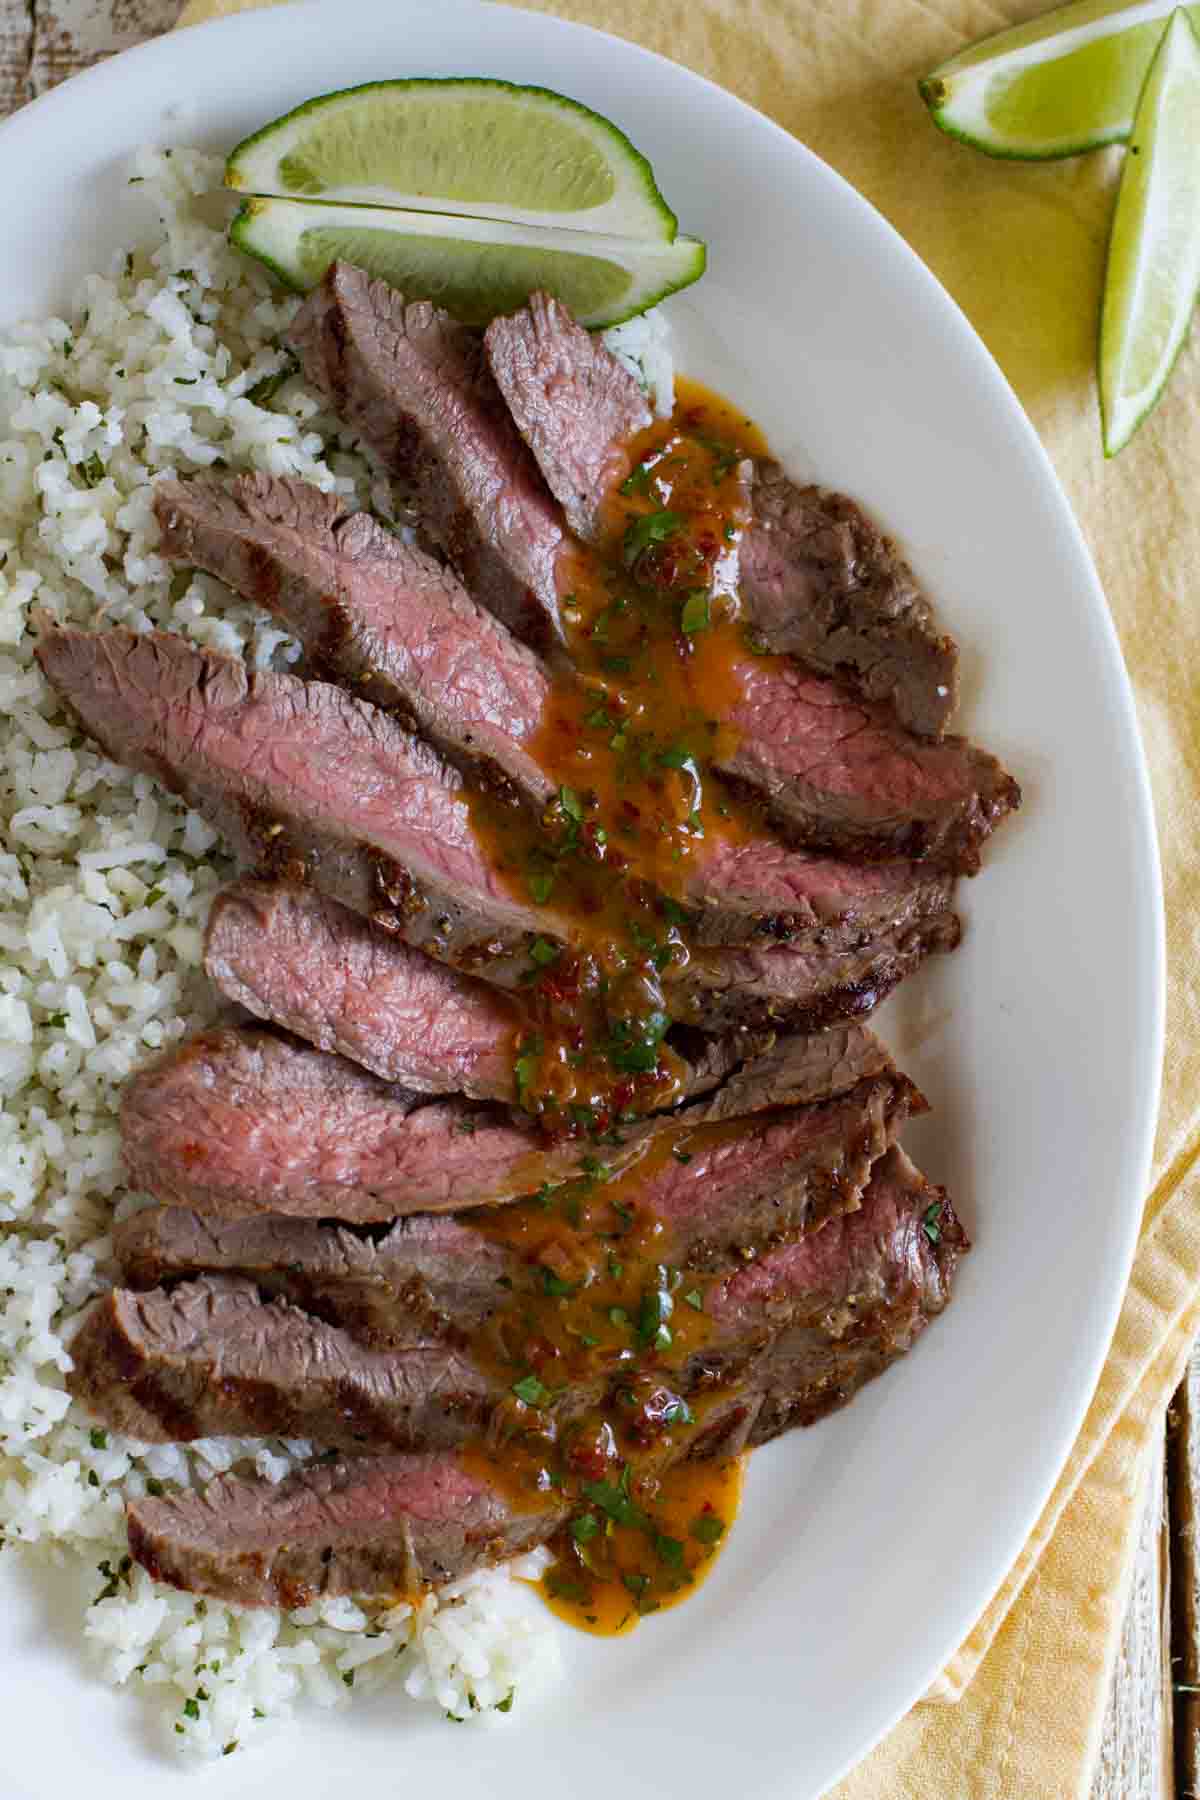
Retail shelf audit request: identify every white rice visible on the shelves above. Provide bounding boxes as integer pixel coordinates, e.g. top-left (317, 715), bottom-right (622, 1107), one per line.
top-left (0, 144), bottom-right (676, 1759)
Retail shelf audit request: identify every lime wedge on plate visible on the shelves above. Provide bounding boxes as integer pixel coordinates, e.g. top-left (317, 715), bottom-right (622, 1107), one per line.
top-left (231, 197), bottom-right (704, 329)
top-left (227, 78), bottom-right (677, 241)
top-left (919, 0), bottom-right (1200, 158)
top-left (1099, 9), bottom-right (1200, 453)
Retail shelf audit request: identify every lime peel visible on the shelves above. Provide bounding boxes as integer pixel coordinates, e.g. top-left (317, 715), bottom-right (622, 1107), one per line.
top-left (230, 197), bottom-right (705, 330)
top-left (226, 78), bottom-right (677, 242)
top-left (1099, 8), bottom-right (1200, 454)
top-left (920, 0), bottom-right (1200, 159)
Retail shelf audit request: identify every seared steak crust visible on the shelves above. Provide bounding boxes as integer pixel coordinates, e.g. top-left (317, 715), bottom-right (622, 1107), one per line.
top-left (288, 263), bottom-right (566, 655)
top-left (121, 1147), bottom-right (966, 1608)
top-left (483, 289), bottom-right (651, 540)
top-left (740, 462), bottom-right (959, 737)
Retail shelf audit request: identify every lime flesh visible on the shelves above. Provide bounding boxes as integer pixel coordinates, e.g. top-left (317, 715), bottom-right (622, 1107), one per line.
top-left (231, 197), bottom-right (705, 330)
top-left (1099, 9), bottom-right (1200, 453)
top-left (920, 0), bottom-right (1200, 158)
top-left (227, 78), bottom-right (677, 241)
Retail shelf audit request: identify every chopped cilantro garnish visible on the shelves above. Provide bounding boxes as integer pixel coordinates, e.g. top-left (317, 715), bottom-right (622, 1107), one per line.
top-left (583, 1476), bottom-right (647, 1529)
top-left (922, 1202), bottom-right (943, 1245)
top-left (559, 785), bottom-right (583, 821)
top-left (571, 1513), bottom-right (600, 1544)
top-left (680, 591), bottom-right (710, 634)
top-left (512, 1374), bottom-right (551, 1407)
top-left (529, 936), bottom-right (560, 967)
top-left (657, 743), bottom-right (694, 769)
top-left (684, 1288), bottom-right (704, 1311)
top-left (672, 1148), bottom-right (693, 1166)
top-left (619, 459), bottom-right (656, 497)
top-left (661, 1397), bottom-right (693, 1426)
top-left (655, 1533), bottom-right (685, 1569)
top-left (245, 354), bottom-right (298, 406)
top-left (527, 865), bottom-right (555, 904)
top-left (690, 1513), bottom-right (726, 1546)
top-left (622, 508), bottom-right (682, 568)
top-left (540, 1268), bottom-right (575, 1298)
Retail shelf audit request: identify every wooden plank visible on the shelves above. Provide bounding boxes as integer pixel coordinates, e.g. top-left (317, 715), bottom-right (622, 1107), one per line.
top-left (26, 0), bottom-right (178, 101)
top-left (1091, 1432), bottom-right (1172, 1800)
top-left (1169, 1348), bottom-right (1200, 1800)
top-left (0, 0), bottom-right (35, 117)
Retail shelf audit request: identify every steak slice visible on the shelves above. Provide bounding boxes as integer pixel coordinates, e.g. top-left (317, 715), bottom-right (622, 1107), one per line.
top-left (127, 1450), bottom-right (567, 1611)
top-left (717, 652), bottom-right (1019, 873)
top-left (204, 881), bottom-right (525, 1100)
top-left (119, 1020), bottom-right (915, 1223)
top-left (116, 1036), bottom-right (917, 1339)
top-left (67, 1274), bottom-right (501, 1449)
top-left (156, 473), bottom-right (955, 953)
top-left (288, 263), bottom-right (566, 655)
top-left (740, 463), bottom-right (959, 738)
top-left (115, 1208), bottom-right (513, 1345)
top-left (34, 624), bottom-right (569, 988)
top-left (153, 474), bottom-right (556, 812)
top-left (121, 1147), bottom-right (966, 1608)
top-left (81, 1074), bottom-right (922, 1447)
top-left (202, 878), bottom-right (852, 1098)
top-left (670, 910), bottom-right (962, 1034)
top-left (483, 290), bottom-right (651, 540)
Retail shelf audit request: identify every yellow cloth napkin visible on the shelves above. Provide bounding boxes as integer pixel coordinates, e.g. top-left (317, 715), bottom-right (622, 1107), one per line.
top-left (169, 0), bottom-right (1200, 1790)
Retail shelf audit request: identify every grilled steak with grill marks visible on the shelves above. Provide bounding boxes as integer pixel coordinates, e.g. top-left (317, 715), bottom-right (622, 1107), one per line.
top-left (739, 462), bottom-right (960, 738)
top-left (483, 289), bottom-right (652, 540)
top-left (119, 1020), bottom-right (917, 1224)
top-left (153, 473), bottom-right (557, 811)
top-left (120, 1146), bottom-right (966, 1609)
top-left (288, 262), bottom-right (567, 656)
top-left (155, 473), bottom-right (957, 951)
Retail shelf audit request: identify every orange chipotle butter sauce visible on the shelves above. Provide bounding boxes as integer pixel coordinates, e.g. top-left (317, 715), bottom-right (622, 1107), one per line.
top-left (449, 382), bottom-right (775, 1631)
top-left (464, 379), bottom-right (774, 1138)
top-left (453, 1117), bottom-right (757, 1631)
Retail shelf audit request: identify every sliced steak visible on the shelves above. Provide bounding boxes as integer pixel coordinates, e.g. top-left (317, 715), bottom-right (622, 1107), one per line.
top-left (205, 881), bottom-right (524, 1100)
top-left (34, 624), bottom-right (570, 988)
top-left (717, 652), bottom-right (1019, 873)
top-left (121, 1147), bottom-right (965, 1608)
top-left (156, 473), bottom-right (955, 953)
top-left (115, 1208), bottom-right (512, 1345)
top-left (119, 1020), bottom-right (914, 1224)
top-left (740, 463), bottom-right (959, 737)
top-left (483, 290), bottom-right (651, 539)
top-left (685, 838), bottom-right (954, 950)
top-left (201, 878), bottom-right (841, 1098)
top-left (670, 910), bottom-right (962, 1034)
top-left (153, 474), bottom-right (556, 812)
top-left (67, 1274), bottom-right (501, 1448)
top-left (81, 1074), bottom-right (923, 1447)
top-left (288, 263), bottom-right (566, 654)
top-left (116, 1036), bottom-right (918, 1339)
top-left (127, 1450), bottom-right (567, 1610)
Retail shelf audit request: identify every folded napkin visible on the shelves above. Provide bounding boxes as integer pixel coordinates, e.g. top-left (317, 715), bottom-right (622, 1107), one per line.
top-left (171, 0), bottom-right (1200, 1790)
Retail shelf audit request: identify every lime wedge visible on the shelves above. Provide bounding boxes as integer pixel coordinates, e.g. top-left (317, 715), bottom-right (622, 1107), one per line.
top-left (1099, 9), bottom-right (1200, 453)
top-left (919, 0), bottom-right (1200, 159)
top-left (230, 198), bottom-right (704, 329)
top-left (227, 79), bottom-right (677, 241)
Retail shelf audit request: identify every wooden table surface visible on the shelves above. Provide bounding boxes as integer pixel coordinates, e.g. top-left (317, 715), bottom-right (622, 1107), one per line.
top-left (0, 2), bottom-right (1187, 1792)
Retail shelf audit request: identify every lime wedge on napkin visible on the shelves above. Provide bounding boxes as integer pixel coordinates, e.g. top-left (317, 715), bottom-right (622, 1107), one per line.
top-left (227, 78), bottom-right (677, 241)
top-left (919, 0), bottom-right (1200, 159)
top-left (231, 197), bottom-right (705, 328)
top-left (1099, 9), bottom-right (1200, 454)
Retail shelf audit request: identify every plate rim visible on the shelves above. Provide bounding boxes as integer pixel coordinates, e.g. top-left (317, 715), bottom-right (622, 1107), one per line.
top-left (0, 1), bottom-right (1167, 1791)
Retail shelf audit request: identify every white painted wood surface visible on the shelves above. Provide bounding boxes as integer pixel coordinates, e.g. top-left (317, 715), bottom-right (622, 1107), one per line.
top-left (0, 6), bottom-right (1176, 1793)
